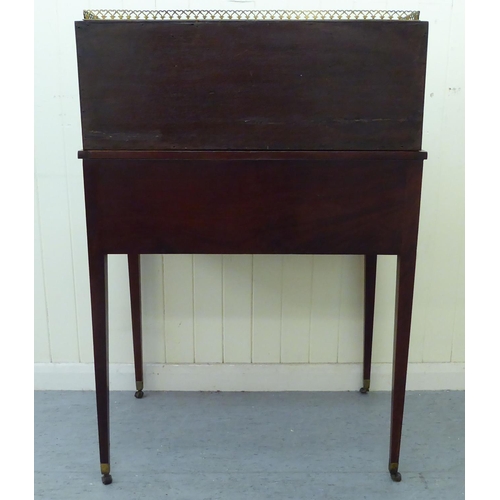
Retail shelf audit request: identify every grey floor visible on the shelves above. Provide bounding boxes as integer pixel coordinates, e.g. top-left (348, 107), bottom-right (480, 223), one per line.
top-left (35, 391), bottom-right (464, 500)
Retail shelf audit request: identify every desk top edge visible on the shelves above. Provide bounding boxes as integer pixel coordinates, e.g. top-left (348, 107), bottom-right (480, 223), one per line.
top-left (78, 150), bottom-right (428, 160)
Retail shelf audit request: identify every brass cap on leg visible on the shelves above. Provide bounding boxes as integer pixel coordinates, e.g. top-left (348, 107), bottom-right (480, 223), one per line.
top-left (389, 462), bottom-right (398, 473)
top-left (389, 462), bottom-right (402, 482)
top-left (360, 379), bottom-right (370, 394)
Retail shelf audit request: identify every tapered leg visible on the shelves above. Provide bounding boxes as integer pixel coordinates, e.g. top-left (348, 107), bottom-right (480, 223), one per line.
top-left (88, 252), bottom-right (112, 485)
top-left (388, 252), bottom-right (417, 482)
top-left (360, 255), bottom-right (377, 394)
top-left (128, 254), bottom-right (144, 399)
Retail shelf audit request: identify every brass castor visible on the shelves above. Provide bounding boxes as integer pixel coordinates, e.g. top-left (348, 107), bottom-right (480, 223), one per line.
top-left (359, 380), bottom-right (370, 394)
top-left (390, 471), bottom-right (402, 482)
top-left (102, 474), bottom-right (113, 485)
top-left (134, 390), bottom-right (144, 399)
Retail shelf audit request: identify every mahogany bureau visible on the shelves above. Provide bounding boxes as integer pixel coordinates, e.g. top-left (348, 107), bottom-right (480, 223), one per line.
top-left (75, 9), bottom-right (428, 485)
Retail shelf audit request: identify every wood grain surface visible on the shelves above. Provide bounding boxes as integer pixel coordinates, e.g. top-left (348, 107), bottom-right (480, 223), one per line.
top-left (76, 20), bottom-right (428, 151)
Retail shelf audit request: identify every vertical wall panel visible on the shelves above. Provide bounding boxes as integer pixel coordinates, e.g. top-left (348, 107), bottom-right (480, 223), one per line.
top-left (227, 1), bottom-right (256, 10)
top-left (55, 0), bottom-right (86, 176)
top-left (421, 252), bottom-right (461, 362)
top-left (35, 0), bottom-right (78, 363)
top-left (407, 0), bottom-right (455, 364)
top-left (155, 0), bottom-right (190, 10)
top-left (408, 257), bottom-right (428, 363)
top-left (34, 183), bottom-right (51, 363)
top-left (253, 0), bottom-right (286, 10)
top-left (337, 256), bottom-right (364, 363)
top-left (122, 0), bottom-right (153, 9)
top-left (451, 274), bottom-right (465, 363)
top-left (190, 0), bottom-right (227, 10)
top-left (37, 176), bottom-right (80, 362)
top-left (352, 0), bottom-right (385, 9)
top-left (140, 255), bottom-right (166, 363)
top-left (252, 255), bottom-right (283, 363)
top-left (309, 255), bottom-right (342, 363)
top-left (422, 0), bottom-right (464, 363)
top-left (164, 255), bottom-right (195, 363)
top-left (193, 255), bottom-right (223, 363)
top-left (88, 0), bottom-right (123, 9)
top-left (66, 174), bottom-right (93, 363)
top-left (57, 1), bottom-right (95, 363)
top-left (372, 256), bottom-right (397, 363)
top-left (107, 255), bottom-right (134, 363)
top-left (223, 255), bottom-right (253, 363)
top-left (34, 0), bottom-right (66, 178)
top-left (281, 256), bottom-right (313, 363)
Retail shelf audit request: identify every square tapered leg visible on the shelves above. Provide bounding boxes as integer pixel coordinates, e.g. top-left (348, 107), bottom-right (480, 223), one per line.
top-left (361, 254), bottom-right (377, 394)
top-left (388, 251), bottom-right (417, 482)
top-left (128, 254), bottom-right (144, 399)
top-left (88, 252), bottom-right (112, 485)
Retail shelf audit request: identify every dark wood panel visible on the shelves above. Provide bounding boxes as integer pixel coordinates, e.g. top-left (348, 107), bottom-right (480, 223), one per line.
top-left (75, 20), bottom-right (428, 151)
top-left (83, 159), bottom-right (424, 255)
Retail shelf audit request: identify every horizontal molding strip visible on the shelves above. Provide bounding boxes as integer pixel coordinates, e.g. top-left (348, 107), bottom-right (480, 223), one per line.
top-left (78, 150), bottom-right (429, 161)
top-left (35, 362), bottom-right (465, 391)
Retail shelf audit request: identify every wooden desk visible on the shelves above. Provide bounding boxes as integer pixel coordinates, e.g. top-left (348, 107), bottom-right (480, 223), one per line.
top-left (76, 10), bottom-right (428, 486)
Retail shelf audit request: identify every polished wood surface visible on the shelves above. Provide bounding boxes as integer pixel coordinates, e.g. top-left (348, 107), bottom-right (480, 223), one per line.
top-left (83, 157), bottom-right (423, 256)
top-left (75, 20), bottom-right (427, 151)
top-left (86, 252), bottom-right (110, 477)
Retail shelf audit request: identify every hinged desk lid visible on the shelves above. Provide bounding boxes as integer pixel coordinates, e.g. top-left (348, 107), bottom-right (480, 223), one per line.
top-left (75, 10), bottom-right (428, 151)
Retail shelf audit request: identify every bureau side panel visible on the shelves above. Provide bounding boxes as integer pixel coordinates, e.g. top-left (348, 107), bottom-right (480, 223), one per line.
top-left (83, 159), bottom-right (414, 255)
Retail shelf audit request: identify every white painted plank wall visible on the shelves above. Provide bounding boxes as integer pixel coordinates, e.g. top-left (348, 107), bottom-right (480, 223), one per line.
top-left (252, 255), bottom-right (282, 362)
top-left (164, 255), bottom-right (195, 363)
top-left (34, 0), bottom-right (465, 388)
top-left (309, 256), bottom-right (342, 363)
top-left (223, 255), bottom-right (253, 363)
